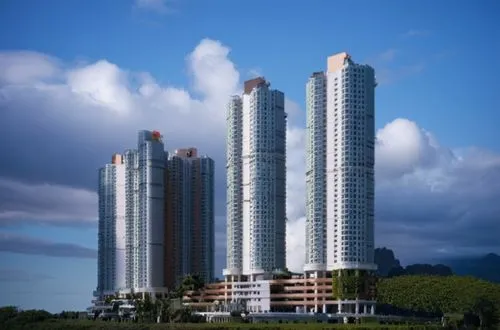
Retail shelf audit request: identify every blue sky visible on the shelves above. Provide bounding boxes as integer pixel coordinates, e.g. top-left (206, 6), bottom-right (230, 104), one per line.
top-left (0, 0), bottom-right (499, 313)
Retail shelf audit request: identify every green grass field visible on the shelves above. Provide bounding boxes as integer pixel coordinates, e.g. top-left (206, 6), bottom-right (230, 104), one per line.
top-left (3, 319), bottom-right (443, 330)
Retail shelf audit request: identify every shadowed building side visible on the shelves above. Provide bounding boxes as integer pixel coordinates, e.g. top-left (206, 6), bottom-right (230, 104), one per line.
top-left (165, 148), bottom-right (215, 288)
top-left (190, 155), bottom-right (215, 284)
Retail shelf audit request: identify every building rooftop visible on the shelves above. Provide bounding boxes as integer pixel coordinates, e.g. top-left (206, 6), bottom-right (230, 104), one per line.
top-left (327, 52), bottom-right (351, 73)
top-left (243, 77), bottom-right (268, 94)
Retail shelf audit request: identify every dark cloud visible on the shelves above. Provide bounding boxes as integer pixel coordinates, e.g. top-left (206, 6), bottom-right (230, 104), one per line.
top-left (0, 47), bottom-right (231, 219)
top-left (0, 232), bottom-right (97, 259)
top-left (0, 177), bottom-right (97, 227)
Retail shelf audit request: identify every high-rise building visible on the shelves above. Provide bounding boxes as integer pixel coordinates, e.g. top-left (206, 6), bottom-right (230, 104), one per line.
top-left (96, 131), bottom-right (215, 300)
top-left (224, 77), bottom-right (287, 281)
top-left (305, 72), bottom-right (328, 272)
top-left (96, 154), bottom-right (127, 297)
top-left (126, 130), bottom-right (167, 292)
top-left (165, 148), bottom-right (215, 288)
top-left (305, 53), bottom-right (377, 313)
top-left (96, 130), bottom-right (168, 298)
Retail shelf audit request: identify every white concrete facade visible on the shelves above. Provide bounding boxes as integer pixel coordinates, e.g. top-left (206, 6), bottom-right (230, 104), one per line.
top-left (324, 53), bottom-right (376, 271)
top-left (305, 54), bottom-right (377, 274)
top-left (112, 131), bottom-right (166, 293)
top-left (304, 72), bottom-right (328, 272)
top-left (231, 280), bottom-right (271, 313)
top-left (225, 96), bottom-right (243, 276)
top-left (224, 78), bottom-right (287, 279)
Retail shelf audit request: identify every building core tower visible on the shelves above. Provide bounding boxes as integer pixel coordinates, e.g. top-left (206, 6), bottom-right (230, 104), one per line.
top-left (164, 148), bottom-right (215, 288)
top-left (306, 53), bottom-right (377, 314)
top-left (224, 77), bottom-right (287, 281)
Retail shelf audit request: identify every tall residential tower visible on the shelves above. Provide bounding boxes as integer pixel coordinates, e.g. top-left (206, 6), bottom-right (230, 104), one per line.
top-left (165, 148), bottom-right (215, 288)
top-left (224, 77), bottom-right (287, 281)
top-left (96, 130), bottom-right (168, 298)
top-left (128, 130), bottom-right (167, 292)
top-left (306, 53), bottom-right (377, 314)
top-left (96, 131), bottom-right (215, 300)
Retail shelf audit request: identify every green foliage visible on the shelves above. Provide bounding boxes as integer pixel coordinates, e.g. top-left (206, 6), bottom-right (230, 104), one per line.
top-left (0, 306), bottom-right (19, 324)
top-left (0, 308), bottom-right (55, 329)
top-left (177, 274), bottom-right (205, 297)
top-left (332, 269), bottom-right (373, 300)
top-left (377, 275), bottom-right (500, 327)
top-left (58, 310), bottom-right (81, 319)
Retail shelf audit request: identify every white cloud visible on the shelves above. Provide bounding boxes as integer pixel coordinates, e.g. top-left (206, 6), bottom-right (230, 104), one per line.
top-left (286, 217), bottom-right (306, 272)
top-left (0, 51), bottom-right (61, 85)
top-left (0, 39), bottom-right (237, 179)
top-left (284, 117), bottom-right (500, 270)
top-left (0, 39), bottom-right (499, 274)
top-left (67, 60), bottom-right (133, 113)
top-left (187, 39), bottom-right (240, 104)
top-left (0, 38), bottom-right (242, 227)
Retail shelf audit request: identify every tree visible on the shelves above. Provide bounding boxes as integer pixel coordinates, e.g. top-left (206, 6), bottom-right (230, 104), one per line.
top-left (177, 274), bottom-right (205, 297)
top-left (142, 293), bottom-right (154, 322)
top-left (377, 275), bottom-right (500, 327)
top-left (472, 295), bottom-right (499, 328)
top-left (154, 298), bottom-right (172, 323)
top-left (0, 306), bottom-right (19, 324)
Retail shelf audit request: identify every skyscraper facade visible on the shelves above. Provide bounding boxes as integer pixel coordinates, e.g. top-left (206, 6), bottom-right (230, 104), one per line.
top-left (96, 131), bottom-right (215, 299)
top-left (224, 77), bottom-right (287, 281)
top-left (305, 72), bottom-right (328, 272)
top-left (96, 130), bottom-right (168, 298)
top-left (130, 130), bottom-right (167, 291)
top-left (97, 154), bottom-right (127, 296)
top-left (305, 53), bottom-right (377, 313)
top-left (325, 53), bottom-right (376, 271)
top-left (165, 148), bottom-right (215, 288)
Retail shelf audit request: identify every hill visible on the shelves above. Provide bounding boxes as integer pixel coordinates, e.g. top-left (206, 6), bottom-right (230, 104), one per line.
top-left (441, 253), bottom-right (500, 283)
top-left (374, 247), bottom-right (452, 277)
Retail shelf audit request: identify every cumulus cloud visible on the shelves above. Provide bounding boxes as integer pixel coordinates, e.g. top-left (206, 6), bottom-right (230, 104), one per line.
top-left (0, 39), bottom-right (499, 274)
top-left (285, 118), bottom-right (500, 271)
top-left (0, 39), bottom-right (237, 217)
top-left (0, 232), bottom-right (97, 259)
top-left (0, 51), bottom-right (61, 85)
